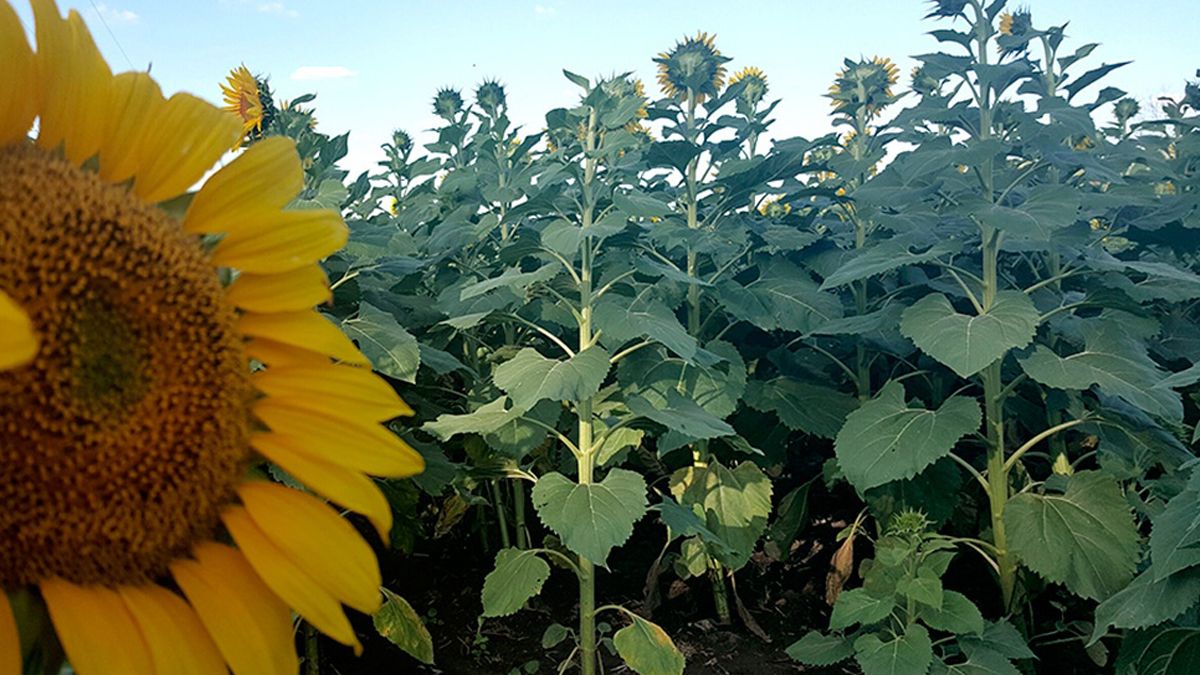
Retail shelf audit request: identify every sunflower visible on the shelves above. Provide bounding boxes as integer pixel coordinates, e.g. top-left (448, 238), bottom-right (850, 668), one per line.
top-left (475, 79), bottom-right (507, 116)
top-left (221, 65), bottom-right (265, 136)
top-left (654, 32), bottom-right (731, 103)
top-left (729, 66), bottom-right (769, 112)
top-left (432, 87), bottom-right (464, 120)
top-left (757, 195), bottom-right (791, 219)
top-left (827, 56), bottom-right (899, 119)
top-left (0, 2), bottom-right (423, 673)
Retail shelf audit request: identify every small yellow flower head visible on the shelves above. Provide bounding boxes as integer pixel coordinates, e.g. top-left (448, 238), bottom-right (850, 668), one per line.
top-left (998, 12), bottom-right (1014, 35)
top-left (433, 87), bottom-right (464, 120)
top-left (1052, 453), bottom-right (1074, 476)
top-left (475, 79), bottom-right (507, 116)
top-left (828, 56), bottom-right (899, 119)
top-left (997, 8), bottom-right (1034, 54)
top-left (654, 32), bottom-right (732, 103)
top-left (1155, 180), bottom-right (1178, 196)
top-left (757, 195), bottom-right (792, 219)
top-left (601, 75), bottom-right (649, 120)
top-left (729, 66), bottom-right (769, 111)
top-left (220, 65), bottom-right (265, 135)
top-left (1073, 135), bottom-right (1095, 151)
top-left (384, 196), bottom-right (399, 216)
top-left (1089, 217), bottom-right (1106, 231)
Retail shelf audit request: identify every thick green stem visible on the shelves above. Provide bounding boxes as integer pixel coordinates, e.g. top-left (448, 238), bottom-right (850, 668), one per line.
top-left (489, 480), bottom-right (511, 550)
top-left (305, 622), bottom-right (320, 675)
top-left (707, 560), bottom-right (732, 625)
top-left (983, 360), bottom-right (1016, 609)
top-left (513, 480), bottom-right (529, 549)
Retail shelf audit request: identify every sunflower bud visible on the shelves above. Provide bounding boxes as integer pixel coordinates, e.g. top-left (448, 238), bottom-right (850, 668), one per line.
top-left (729, 66), bottom-right (769, 115)
top-left (432, 87), bottom-right (463, 120)
top-left (391, 129), bottom-right (413, 154)
top-left (1113, 97), bottom-right (1140, 125)
top-left (1052, 453), bottom-right (1074, 476)
top-left (475, 79), bottom-right (507, 116)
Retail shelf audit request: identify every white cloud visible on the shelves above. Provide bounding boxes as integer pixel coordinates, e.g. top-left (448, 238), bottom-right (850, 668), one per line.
top-left (257, 2), bottom-right (298, 18)
top-left (93, 3), bottom-right (138, 24)
top-left (290, 66), bottom-right (357, 81)
top-left (533, 4), bottom-right (556, 16)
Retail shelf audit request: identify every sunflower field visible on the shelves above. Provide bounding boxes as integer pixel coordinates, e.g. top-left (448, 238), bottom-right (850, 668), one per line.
top-left (3, 0), bottom-right (1200, 673)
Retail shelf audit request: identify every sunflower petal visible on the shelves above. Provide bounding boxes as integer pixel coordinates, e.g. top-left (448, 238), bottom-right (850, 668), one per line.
top-left (245, 338), bottom-right (332, 368)
top-left (41, 579), bottom-right (154, 675)
top-left (132, 93), bottom-right (241, 204)
top-left (226, 265), bottom-right (331, 313)
top-left (238, 482), bottom-right (382, 614)
top-left (252, 363), bottom-right (413, 422)
top-left (237, 310), bottom-right (367, 364)
top-left (183, 136), bottom-right (303, 235)
top-left (0, 1), bottom-right (36, 146)
top-left (222, 507), bottom-right (362, 653)
top-left (0, 292), bottom-right (37, 370)
top-left (98, 72), bottom-right (165, 184)
top-left (211, 209), bottom-right (348, 274)
top-left (118, 585), bottom-right (226, 675)
top-left (249, 436), bottom-right (393, 540)
top-left (0, 591), bottom-right (19, 675)
top-left (171, 543), bottom-right (297, 675)
top-left (32, 2), bottom-right (113, 165)
top-left (251, 402), bottom-right (424, 477)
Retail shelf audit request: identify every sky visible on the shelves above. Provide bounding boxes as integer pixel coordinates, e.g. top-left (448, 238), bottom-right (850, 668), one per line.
top-left (12, 1), bottom-right (1200, 178)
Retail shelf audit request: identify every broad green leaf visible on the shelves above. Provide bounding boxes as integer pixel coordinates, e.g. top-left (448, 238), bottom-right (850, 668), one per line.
top-left (655, 496), bottom-right (729, 551)
top-left (594, 425), bottom-right (645, 466)
top-left (931, 650), bottom-right (1019, 675)
top-left (532, 468), bottom-right (648, 565)
top-left (786, 631), bottom-right (854, 666)
top-left (594, 298), bottom-right (699, 363)
top-left (960, 621), bottom-right (1034, 661)
top-left (424, 397), bottom-right (524, 439)
top-left (619, 341), bottom-right (746, 419)
top-left (897, 576), bottom-right (943, 610)
top-left (744, 377), bottom-right (858, 439)
top-left (900, 291), bottom-right (1038, 378)
top-left (1018, 324), bottom-right (1183, 422)
top-left (481, 548), bottom-right (551, 618)
top-left (1115, 627), bottom-right (1200, 675)
top-left (485, 398), bottom-right (560, 459)
top-left (671, 460), bottom-right (772, 569)
top-left (1090, 567), bottom-right (1200, 644)
top-left (819, 234), bottom-right (960, 290)
top-left (829, 589), bottom-right (894, 630)
top-left (1150, 487), bottom-right (1200, 579)
top-left (542, 623), bottom-right (570, 649)
top-left (920, 590), bottom-right (984, 635)
top-left (972, 184), bottom-right (1081, 241)
top-left (723, 260), bottom-right (843, 333)
top-left (627, 390), bottom-right (735, 441)
top-left (1005, 470), bottom-right (1139, 600)
top-left (853, 624), bottom-right (933, 675)
top-left (835, 381), bottom-right (981, 491)
top-left (460, 263), bottom-right (558, 300)
top-left (540, 219), bottom-right (582, 257)
top-left (342, 303), bottom-right (421, 383)
top-left (612, 615), bottom-right (685, 675)
top-left (613, 190), bottom-right (673, 218)
top-left (494, 347), bottom-right (611, 408)
top-left (374, 588), bottom-right (434, 664)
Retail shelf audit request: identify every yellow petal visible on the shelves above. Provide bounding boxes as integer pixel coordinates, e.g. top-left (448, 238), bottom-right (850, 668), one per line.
top-left (221, 507), bottom-right (362, 654)
top-left (253, 363), bottom-right (413, 422)
top-left (226, 265), bottom-right (331, 313)
top-left (118, 585), bottom-right (226, 675)
top-left (0, 1), bottom-right (36, 146)
top-left (250, 435), bottom-right (393, 540)
top-left (40, 578), bottom-right (154, 675)
top-left (238, 482), bottom-right (382, 614)
top-left (1, 591), bottom-right (20, 675)
top-left (184, 136), bottom-right (303, 235)
top-left (245, 338), bottom-right (333, 368)
top-left (33, 2), bottom-right (113, 165)
top-left (211, 209), bottom-right (348, 274)
top-left (237, 310), bottom-right (367, 364)
top-left (170, 543), bottom-right (297, 675)
top-left (98, 71), bottom-right (165, 184)
top-left (132, 92), bottom-right (241, 204)
top-left (251, 402), bottom-right (424, 477)
top-left (0, 291), bottom-right (37, 370)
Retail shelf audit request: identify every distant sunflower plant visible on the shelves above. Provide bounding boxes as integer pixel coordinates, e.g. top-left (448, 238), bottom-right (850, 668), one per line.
top-left (0, 2), bottom-right (422, 674)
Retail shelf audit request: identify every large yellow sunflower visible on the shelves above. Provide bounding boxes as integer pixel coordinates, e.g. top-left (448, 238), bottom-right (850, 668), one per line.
top-left (221, 64), bottom-right (265, 136)
top-left (0, 2), bottom-right (423, 673)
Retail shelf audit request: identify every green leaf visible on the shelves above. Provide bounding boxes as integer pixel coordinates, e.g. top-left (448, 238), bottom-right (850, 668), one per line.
top-left (494, 347), bottom-right (611, 408)
top-left (619, 341), bottom-right (746, 419)
top-left (900, 291), bottom-right (1039, 378)
top-left (897, 576), bottom-right (943, 610)
top-left (725, 260), bottom-right (843, 333)
top-left (613, 190), bottom-right (673, 218)
top-left (671, 460), bottom-right (772, 569)
top-left (835, 381), bottom-right (981, 491)
top-left (460, 264), bottom-right (558, 300)
top-left (972, 184), bottom-right (1081, 241)
top-left (820, 234), bottom-right (959, 290)
top-left (1115, 627), bottom-right (1200, 675)
top-left (786, 631), bottom-right (854, 666)
top-left (920, 590), bottom-right (984, 635)
top-left (481, 548), bottom-right (551, 618)
top-left (541, 219), bottom-right (582, 257)
top-left (374, 588), bottom-right (434, 664)
top-left (532, 469), bottom-right (648, 565)
top-left (829, 589), bottom-right (894, 630)
top-left (744, 377), bottom-right (858, 439)
top-left (1150, 487), bottom-right (1200, 579)
top-left (424, 397), bottom-right (525, 439)
top-left (627, 390), bottom-right (735, 441)
top-left (1004, 470), bottom-right (1139, 600)
top-left (612, 615), bottom-right (685, 675)
top-left (931, 650), bottom-right (1020, 675)
top-left (853, 624), bottom-right (933, 675)
top-left (1090, 567), bottom-right (1200, 644)
top-left (542, 623), bottom-right (570, 649)
top-left (594, 298), bottom-right (699, 363)
top-left (960, 621), bottom-right (1034, 661)
top-left (1018, 324), bottom-right (1183, 422)
top-left (342, 303), bottom-right (421, 383)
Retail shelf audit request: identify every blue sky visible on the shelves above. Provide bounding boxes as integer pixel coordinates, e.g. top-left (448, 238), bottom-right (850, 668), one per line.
top-left (13, 1), bottom-right (1200, 176)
